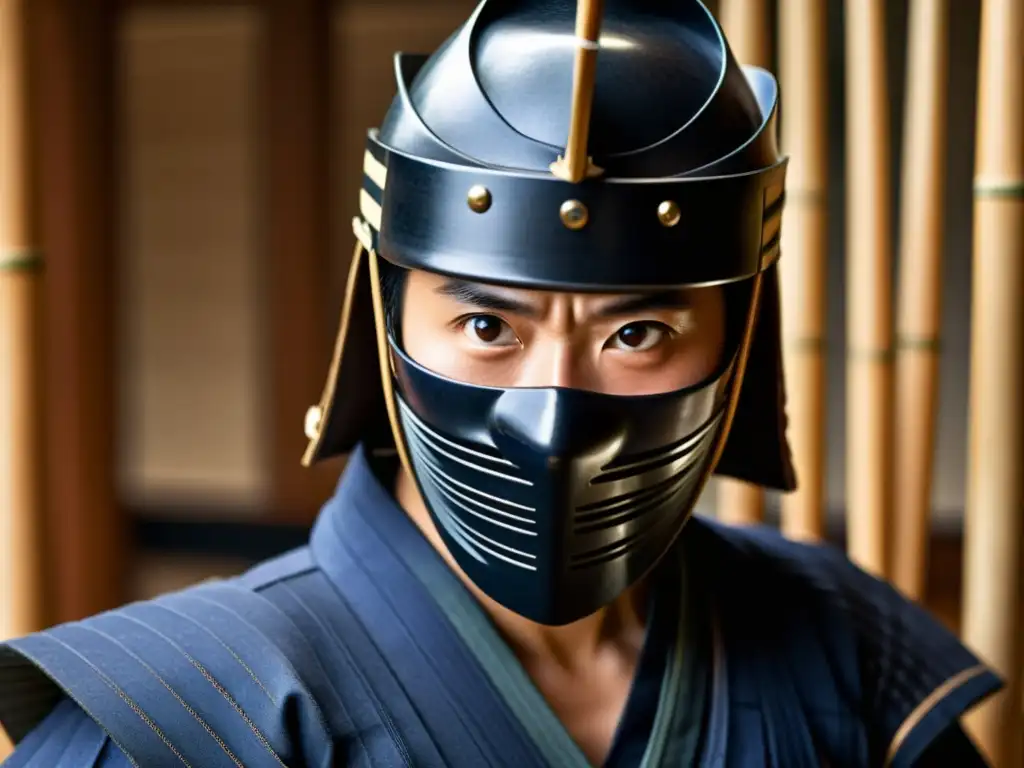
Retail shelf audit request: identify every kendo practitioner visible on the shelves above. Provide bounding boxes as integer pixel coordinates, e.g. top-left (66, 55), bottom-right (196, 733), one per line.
top-left (0, 1), bottom-right (1003, 766)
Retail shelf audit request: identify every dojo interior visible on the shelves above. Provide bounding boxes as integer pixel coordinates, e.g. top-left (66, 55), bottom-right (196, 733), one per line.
top-left (0, 0), bottom-right (1020, 763)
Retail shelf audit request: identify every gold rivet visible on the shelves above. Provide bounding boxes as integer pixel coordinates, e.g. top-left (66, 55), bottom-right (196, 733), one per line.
top-left (559, 199), bottom-right (589, 230)
top-left (304, 405), bottom-right (322, 440)
top-left (467, 185), bottom-right (492, 213)
top-left (657, 200), bottom-right (681, 227)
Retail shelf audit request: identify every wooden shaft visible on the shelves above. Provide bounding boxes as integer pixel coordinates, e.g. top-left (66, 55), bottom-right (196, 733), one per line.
top-left (777, 0), bottom-right (828, 541)
top-left (961, 0), bottom-right (1024, 762)
top-left (892, 0), bottom-right (949, 601)
top-left (844, 0), bottom-right (893, 578)
top-left (715, 0), bottom-right (769, 526)
top-left (0, 0), bottom-right (46, 643)
top-left (550, 0), bottom-right (604, 183)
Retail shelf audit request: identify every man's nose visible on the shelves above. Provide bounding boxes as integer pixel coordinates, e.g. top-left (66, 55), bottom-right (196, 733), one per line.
top-left (513, 338), bottom-right (594, 390)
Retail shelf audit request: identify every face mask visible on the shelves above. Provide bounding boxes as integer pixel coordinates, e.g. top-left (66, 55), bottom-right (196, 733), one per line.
top-left (390, 338), bottom-right (733, 625)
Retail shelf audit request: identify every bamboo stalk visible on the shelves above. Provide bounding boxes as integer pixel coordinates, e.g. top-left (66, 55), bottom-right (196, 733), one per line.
top-left (960, 0), bottom-right (1024, 762)
top-left (716, 476), bottom-right (766, 527)
top-left (843, 0), bottom-right (893, 578)
top-left (777, 0), bottom-right (828, 542)
top-left (718, 0), bottom-right (771, 68)
top-left (892, 0), bottom-right (949, 602)
top-left (0, 0), bottom-right (45, 644)
top-left (716, 0), bottom-right (769, 526)
top-left (550, 0), bottom-right (604, 183)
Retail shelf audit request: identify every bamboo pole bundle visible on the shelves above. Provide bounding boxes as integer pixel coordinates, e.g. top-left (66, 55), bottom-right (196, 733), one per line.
top-left (843, 0), bottom-right (893, 578)
top-left (776, 0), bottom-right (828, 542)
top-left (0, 0), bottom-right (45, 642)
top-left (891, 0), bottom-right (949, 602)
top-left (715, 0), bottom-right (769, 527)
top-left (961, 0), bottom-right (1024, 762)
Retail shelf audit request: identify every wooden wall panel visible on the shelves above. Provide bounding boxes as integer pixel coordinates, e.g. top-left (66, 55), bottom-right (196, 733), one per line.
top-left (330, 0), bottom-right (478, 291)
top-left (32, 0), bottom-right (123, 623)
top-left (117, 6), bottom-right (268, 514)
top-left (262, 0), bottom-right (340, 522)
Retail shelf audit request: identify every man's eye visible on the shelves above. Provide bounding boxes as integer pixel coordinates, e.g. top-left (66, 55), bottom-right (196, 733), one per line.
top-left (608, 321), bottom-right (670, 352)
top-left (462, 315), bottom-right (517, 346)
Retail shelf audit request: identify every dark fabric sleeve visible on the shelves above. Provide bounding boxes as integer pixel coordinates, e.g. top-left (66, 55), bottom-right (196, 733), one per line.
top-left (911, 721), bottom-right (990, 767)
top-left (807, 546), bottom-right (1003, 768)
top-left (851, 583), bottom-right (1000, 766)
top-left (1, 698), bottom-right (132, 767)
top-left (1, 580), bottom-right (334, 767)
top-left (704, 524), bottom-right (1003, 768)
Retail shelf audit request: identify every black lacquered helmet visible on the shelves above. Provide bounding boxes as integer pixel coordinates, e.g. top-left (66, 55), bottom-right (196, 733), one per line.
top-left (304, 0), bottom-right (795, 625)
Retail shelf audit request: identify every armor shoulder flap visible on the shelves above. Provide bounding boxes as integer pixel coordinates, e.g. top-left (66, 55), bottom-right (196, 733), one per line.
top-left (0, 548), bottom-right (333, 768)
top-left (704, 521), bottom-right (1003, 768)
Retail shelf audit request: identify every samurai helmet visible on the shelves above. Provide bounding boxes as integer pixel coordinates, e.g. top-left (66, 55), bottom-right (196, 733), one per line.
top-left (303, 0), bottom-right (795, 625)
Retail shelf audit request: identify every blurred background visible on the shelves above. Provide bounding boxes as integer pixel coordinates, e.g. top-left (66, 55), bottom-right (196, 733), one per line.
top-left (0, 0), bottom-right (1021, 763)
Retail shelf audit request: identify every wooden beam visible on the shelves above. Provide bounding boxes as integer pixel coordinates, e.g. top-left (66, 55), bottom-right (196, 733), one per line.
top-left (32, 0), bottom-right (124, 623)
top-left (0, 0), bottom-right (47, 641)
top-left (263, 0), bottom-right (340, 522)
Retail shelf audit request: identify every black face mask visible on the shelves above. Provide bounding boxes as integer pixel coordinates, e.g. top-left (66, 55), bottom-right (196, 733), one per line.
top-left (390, 338), bottom-right (734, 625)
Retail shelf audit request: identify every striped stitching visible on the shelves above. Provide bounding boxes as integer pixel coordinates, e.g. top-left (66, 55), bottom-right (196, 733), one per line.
top-left (188, 588), bottom-right (332, 738)
top-left (47, 635), bottom-right (187, 767)
top-left (150, 603), bottom-right (278, 707)
top-left (135, 604), bottom-right (287, 765)
top-left (174, 648), bottom-right (286, 767)
top-left (82, 625), bottom-right (244, 768)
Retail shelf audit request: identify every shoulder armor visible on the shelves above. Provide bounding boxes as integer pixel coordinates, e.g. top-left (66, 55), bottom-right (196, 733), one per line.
top-left (703, 521), bottom-right (1003, 768)
top-left (0, 551), bottom-right (332, 768)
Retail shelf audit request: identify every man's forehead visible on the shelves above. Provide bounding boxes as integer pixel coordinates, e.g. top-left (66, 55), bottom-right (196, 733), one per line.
top-left (414, 272), bottom-right (698, 318)
top-left (415, 271), bottom-right (692, 301)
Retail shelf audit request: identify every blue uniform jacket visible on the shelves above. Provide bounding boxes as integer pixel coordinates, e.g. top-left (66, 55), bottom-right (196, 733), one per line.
top-left (0, 447), bottom-right (1002, 767)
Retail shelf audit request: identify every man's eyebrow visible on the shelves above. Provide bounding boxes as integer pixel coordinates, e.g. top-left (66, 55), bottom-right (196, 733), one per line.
top-left (594, 290), bottom-right (692, 317)
top-left (437, 278), bottom-right (540, 316)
